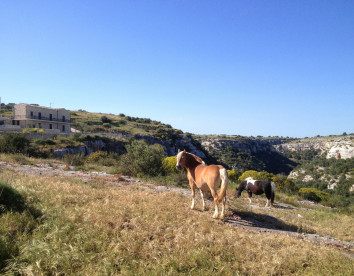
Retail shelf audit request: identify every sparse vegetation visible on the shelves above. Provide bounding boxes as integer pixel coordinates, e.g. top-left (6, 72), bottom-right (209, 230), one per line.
top-left (0, 170), bottom-right (353, 275)
top-left (71, 110), bottom-right (177, 135)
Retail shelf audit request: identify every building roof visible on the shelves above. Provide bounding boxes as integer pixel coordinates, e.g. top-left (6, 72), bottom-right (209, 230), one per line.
top-left (16, 103), bottom-right (67, 111)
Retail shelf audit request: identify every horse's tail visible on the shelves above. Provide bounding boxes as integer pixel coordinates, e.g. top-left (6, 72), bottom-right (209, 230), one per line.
top-left (218, 168), bottom-right (229, 203)
top-left (271, 181), bottom-right (275, 204)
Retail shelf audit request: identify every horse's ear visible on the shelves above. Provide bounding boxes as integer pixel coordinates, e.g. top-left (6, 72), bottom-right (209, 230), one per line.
top-left (178, 149), bottom-right (181, 153)
top-left (183, 149), bottom-right (186, 153)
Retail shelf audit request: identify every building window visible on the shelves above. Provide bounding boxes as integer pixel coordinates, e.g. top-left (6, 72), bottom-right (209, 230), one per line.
top-left (62, 116), bottom-right (65, 122)
top-left (62, 125), bottom-right (65, 132)
top-left (38, 112), bottom-right (42, 119)
top-left (50, 124), bottom-right (52, 129)
top-left (30, 111), bottom-right (33, 117)
top-left (50, 114), bottom-right (53, 121)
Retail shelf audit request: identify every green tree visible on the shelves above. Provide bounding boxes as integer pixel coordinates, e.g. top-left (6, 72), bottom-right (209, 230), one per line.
top-left (120, 140), bottom-right (165, 177)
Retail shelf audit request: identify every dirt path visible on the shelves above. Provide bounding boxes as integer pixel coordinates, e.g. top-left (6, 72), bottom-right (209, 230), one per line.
top-left (1, 161), bottom-right (353, 259)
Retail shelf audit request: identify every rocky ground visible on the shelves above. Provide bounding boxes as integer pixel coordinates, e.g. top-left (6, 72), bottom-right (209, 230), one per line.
top-left (1, 161), bottom-right (353, 259)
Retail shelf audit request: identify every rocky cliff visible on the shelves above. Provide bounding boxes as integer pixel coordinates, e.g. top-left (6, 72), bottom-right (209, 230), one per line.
top-left (194, 136), bottom-right (296, 174)
top-left (274, 135), bottom-right (354, 159)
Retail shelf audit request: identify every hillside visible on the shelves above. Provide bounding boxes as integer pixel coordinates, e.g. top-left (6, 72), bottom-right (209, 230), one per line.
top-left (0, 160), bottom-right (353, 275)
top-left (193, 134), bottom-right (297, 174)
top-left (71, 110), bottom-right (177, 136)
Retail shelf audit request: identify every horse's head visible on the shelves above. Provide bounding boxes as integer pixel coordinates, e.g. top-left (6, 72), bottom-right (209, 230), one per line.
top-left (176, 149), bottom-right (187, 170)
top-left (235, 180), bottom-right (247, 198)
top-left (176, 149), bottom-right (204, 170)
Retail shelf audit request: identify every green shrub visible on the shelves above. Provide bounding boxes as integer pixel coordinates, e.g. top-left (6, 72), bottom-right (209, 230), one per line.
top-left (101, 116), bottom-right (112, 124)
top-left (162, 156), bottom-right (178, 174)
top-left (239, 170), bottom-right (273, 181)
top-left (86, 151), bottom-right (108, 163)
top-left (0, 133), bottom-right (31, 154)
top-left (117, 140), bottom-right (164, 177)
top-left (298, 188), bottom-right (330, 203)
top-left (62, 154), bottom-right (86, 167)
top-left (35, 139), bottom-right (56, 146)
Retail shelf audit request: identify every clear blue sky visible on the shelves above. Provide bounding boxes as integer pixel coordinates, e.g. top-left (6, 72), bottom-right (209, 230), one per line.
top-left (1, 1), bottom-right (353, 138)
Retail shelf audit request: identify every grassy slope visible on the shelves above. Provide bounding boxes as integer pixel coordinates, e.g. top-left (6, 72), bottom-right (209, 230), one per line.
top-left (0, 170), bottom-right (353, 275)
top-left (71, 110), bottom-right (177, 136)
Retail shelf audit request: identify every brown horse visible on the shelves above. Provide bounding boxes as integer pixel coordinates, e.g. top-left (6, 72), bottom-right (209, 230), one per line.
top-left (176, 150), bottom-right (229, 218)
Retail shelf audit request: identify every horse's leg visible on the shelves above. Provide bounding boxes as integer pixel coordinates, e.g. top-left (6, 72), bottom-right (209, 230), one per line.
top-left (265, 198), bottom-right (270, 208)
top-left (220, 196), bottom-right (226, 219)
top-left (265, 190), bottom-right (272, 208)
top-left (200, 190), bottom-right (206, 211)
top-left (271, 187), bottom-right (275, 207)
top-left (190, 182), bottom-right (196, 210)
top-left (247, 191), bottom-right (252, 204)
top-left (210, 188), bottom-right (219, 218)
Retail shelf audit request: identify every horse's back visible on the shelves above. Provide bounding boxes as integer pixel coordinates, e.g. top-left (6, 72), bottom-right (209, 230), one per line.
top-left (250, 180), bottom-right (272, 195)
top-left (195, 164), bottom-right (222, 187)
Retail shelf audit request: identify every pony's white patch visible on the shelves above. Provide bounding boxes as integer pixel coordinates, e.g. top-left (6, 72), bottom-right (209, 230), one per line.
top-left (271, 181), bottom-right (275, 193)
top-left (245, 177), bottom-right (254, 181)
top-left (246, 179), bottom-right (257, 185)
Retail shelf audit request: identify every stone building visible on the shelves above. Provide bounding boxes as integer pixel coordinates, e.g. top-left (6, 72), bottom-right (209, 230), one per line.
top-left (12, 104), bottom-right (71, 133)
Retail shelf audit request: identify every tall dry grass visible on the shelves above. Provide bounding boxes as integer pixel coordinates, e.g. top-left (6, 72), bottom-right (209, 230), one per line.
top-left (0, 171), bottom-right (353, 275)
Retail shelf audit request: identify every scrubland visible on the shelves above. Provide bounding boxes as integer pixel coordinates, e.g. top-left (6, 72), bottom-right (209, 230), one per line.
top-left (0, 168), bottom-right (353, 275)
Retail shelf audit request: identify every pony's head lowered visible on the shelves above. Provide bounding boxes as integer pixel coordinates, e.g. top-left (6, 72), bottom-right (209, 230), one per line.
top-left (235, 179), bottom-right (250, 198)
top-left (176, 149), bottom-right (204, 170)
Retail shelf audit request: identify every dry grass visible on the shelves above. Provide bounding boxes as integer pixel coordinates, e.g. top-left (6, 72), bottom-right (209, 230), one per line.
top-left (227, 192), bottom-right (354, 242)
top-left (0, 171), bottom-right (353, 275)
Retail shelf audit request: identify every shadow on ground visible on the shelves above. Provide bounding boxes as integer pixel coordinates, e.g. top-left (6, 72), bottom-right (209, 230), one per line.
top-left (225, 208), bottom-right (315, 234)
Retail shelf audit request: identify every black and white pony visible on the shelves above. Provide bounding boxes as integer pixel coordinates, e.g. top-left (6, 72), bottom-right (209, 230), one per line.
top-left (235, 177), bottom-right (275, 207)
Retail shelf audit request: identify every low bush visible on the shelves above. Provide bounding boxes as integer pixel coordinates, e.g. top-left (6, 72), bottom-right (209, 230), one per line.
top-left (86, 151), bottom-right (108, 163)
top-left (0, 133), bottom-right (44, 157)
top-left (227, 170), bottom-right (242, 182)
top-left (162, 156), bottom-right (178, 174)
top-left (239, 170), bottom-right (273, 181)
top-left (117, 140), bottom-right (164, 177)
top-left (62, 153), bottom-right (86, 167)
top-left (298, 188), bottom-right (330, 203)
top-left (35, 139), bottom-right (56, 146)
